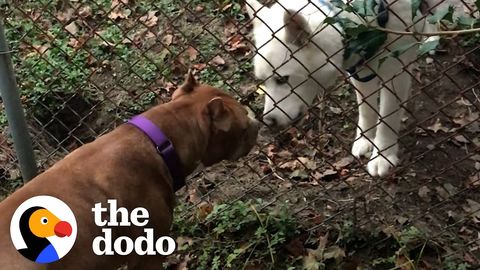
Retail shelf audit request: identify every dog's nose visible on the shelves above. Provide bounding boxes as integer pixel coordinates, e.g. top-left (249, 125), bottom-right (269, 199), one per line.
top-left (263, 115), bottom-right (277, 127)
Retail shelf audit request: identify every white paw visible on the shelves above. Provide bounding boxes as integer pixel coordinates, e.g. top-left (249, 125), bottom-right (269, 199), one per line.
top-left (367, 151), bottom-right (399, 177)
top-left (352, 137), bottom-right (374, 158)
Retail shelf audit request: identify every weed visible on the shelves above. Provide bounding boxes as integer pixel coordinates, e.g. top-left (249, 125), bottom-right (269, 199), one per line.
top-left (170, 200), bottom-right (300, 269)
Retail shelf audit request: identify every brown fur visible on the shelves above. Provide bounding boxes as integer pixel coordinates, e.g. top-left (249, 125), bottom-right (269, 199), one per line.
top-left (0, 72), bottom-right (259, 270)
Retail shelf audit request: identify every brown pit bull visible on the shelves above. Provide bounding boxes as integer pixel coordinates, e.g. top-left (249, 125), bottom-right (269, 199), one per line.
top-left (0, 71), bottom-right (259, 270)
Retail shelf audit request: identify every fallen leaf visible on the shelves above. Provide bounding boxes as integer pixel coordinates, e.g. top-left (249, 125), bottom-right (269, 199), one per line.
top-left (176, 236), bottom-right (193, 251)
top-left (197, 201), bottom-right (213, 220)
top-left (56, 8), bottom-right (74, 22)
top-left (323, 246), bottom-right (346, 261)
top-left (453, 134), bottom-right (470, 144)
top-left (435, 186), bottom-right (450, 200)
top-left (32, 44), bottom-right (49, 54)
top-left (187, 188), bottom-right (201, 204)
top-left (333, 156), bottom-right (354, 170)
top-left (443, 183), bottom-right (457, 195)
top-left (418, 186), bottom-right (431, 201)
top-left (78, 6), bottom-right (92, 18)
top-left (329, 106), bottom-right (342, 114)
top-left (453, 112), bottom-right (479, 127)
top-left (161, 34), bottom-right (174, 46)
top-left (466, 172), bottom-right (480, 188)
top-left (315, 169), bottom-right (338, 181)
top-left (221, 3), bottom-right (233, 11)
top-left (303, 251), bottom-right (320, 270)
top-left (195, 5), bottom-right (205, 12)
top-left (395, 255), bottom-right (413, 270)
top-left (108, 0), bottom-right (130, 20)
top-left (209, 55), bottom-right (226, 66)
top-left (64, 22), bottom-right (79, 35)
top-left (186, 46), bottom-right (198, 61)
top-left (298, 157), bottom-right (316, 170)
top-left (426, 118), bottom-right (449, 133)
top-left (395, 215), bottom-right (409, 225)
top-left (289, 169), bottom-right (309, 180)
top-left (463, 199), bottom-right (480, 223)
top-left (140, 10), bottom-right (159, 27)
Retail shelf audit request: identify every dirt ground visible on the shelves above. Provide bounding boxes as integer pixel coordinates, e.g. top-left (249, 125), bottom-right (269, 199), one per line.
top-left (1, 0), bottom-right (479, 269)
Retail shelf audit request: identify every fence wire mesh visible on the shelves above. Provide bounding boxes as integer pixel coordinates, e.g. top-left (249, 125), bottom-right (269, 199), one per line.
top-left (0, 0), bottom-right (479, 268)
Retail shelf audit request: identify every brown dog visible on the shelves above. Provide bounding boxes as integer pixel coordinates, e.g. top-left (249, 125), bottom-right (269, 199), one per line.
top-left (0, 71), bottom-right (259, 270)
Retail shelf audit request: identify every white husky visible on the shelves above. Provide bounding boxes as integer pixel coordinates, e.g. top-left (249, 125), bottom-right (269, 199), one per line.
top-left (246, 0), bottom-right (438, 177)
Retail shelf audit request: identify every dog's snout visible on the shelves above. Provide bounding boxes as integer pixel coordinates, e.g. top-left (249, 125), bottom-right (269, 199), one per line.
top-left (263, 115), bottom-right (278, 127)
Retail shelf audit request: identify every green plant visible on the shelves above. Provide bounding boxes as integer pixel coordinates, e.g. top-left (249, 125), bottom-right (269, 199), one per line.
top-left (170, 200), bottom-right (300, 269)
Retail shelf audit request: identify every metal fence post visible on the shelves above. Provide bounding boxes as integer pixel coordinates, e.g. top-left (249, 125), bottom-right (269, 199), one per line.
top-left (0, 19), bottom-right (37, 182)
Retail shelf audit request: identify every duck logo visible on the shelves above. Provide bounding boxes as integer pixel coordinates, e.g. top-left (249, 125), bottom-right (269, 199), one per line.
top-left (10, 196), bottom-right (77, 264)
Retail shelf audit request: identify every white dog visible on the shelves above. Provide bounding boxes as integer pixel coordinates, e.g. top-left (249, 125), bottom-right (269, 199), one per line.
top-left (246, 0), bottom-right (438, 177)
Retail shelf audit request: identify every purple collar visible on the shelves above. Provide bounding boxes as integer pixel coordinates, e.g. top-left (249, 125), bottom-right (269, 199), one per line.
top-left (127, 115), bottom-right (185, 191)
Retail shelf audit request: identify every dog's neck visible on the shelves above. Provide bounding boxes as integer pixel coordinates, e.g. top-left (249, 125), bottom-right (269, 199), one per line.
top-left (143, 101), bottom-right (208, 178)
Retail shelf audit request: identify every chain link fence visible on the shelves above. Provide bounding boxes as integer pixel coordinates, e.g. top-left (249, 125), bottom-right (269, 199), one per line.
top-left (0, 0), bottom-right (479, 268)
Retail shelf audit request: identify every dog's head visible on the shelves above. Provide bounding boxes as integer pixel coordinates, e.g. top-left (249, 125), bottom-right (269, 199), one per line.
top-left (246, 0), bottom-right (340, 129)
top-left (173, 70), bottom-right (260, 166)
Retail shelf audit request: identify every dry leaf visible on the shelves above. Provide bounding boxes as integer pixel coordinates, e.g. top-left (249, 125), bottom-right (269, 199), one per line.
top-left (108, 0), bottom-right (130, 20)
top-left (464, 199), bottom-right (480, 223)
top-left (140, 11), bottom-right (159, 27)
top-left (435, 186), bottom-right (450, 200)
top-left (56, 8), bottom-right (74, 22)
top-left (176, 236), bottom-right (193, 250)
top-left (195, 5), bottom-right (205, 12)
top-left (64, 22), bottom-right (79, 35)
top-left (329, 106), bottom-right (342, 114)
top-left (333, 156), bottom-right (354, 170)
top-left (395, 255), bottom-right (414, 270)
top-left (186, 46), bottom-right (198, 61)
top-left (426, 118), bottom-right (449, 133)
top-left (161, 34), bottom-right (174, 46)
top-left (32, 44), bottom-right (49, 54)
top-left (196, 201), bottom-right (213, 220)
top-left (316, 169), bottom-right (338, 181)
top-left (210, 55), bottom-right (226, 66)
top-left (453, 135), bottom-right (470, 144)
top-left (323, 246), bottom-right (346, 261)
top-left (418, 186), bottom-right (431, 202)
top-left (78, 6), bottom-right (92, 18)
top-left (466, 172), bottom-right (480, 188)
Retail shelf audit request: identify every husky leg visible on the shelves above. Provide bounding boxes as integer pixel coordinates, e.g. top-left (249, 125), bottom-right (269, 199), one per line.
top-left (351, 77), bottom-right (380, 158)
top-left (367, 70), bottom-right (411, 177)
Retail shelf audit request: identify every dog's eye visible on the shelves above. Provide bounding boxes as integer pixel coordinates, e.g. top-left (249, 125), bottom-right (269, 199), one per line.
top-left (274, 75), bottom-right (289, 85)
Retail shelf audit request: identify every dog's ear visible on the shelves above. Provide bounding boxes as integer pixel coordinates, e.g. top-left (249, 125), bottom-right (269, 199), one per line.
top-left (179, 69), bottom-right (198, 93)
top-left (283, 9), bottom-right (311, 47)
top-left (245, 0), bottom-right (264, 25)
top-left (207, 97), bottom-right (232, 132)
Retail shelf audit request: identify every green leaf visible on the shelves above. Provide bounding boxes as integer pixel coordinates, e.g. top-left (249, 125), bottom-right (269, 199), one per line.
top-left (330, 0), bottom-right (353, 12)
top-left (428, 6), bottom-right (455, 24)
top-left (411, 0), bottom-right (421, 19)
top-left (345, 29), bottom-right (388, 60)
top-left (418, 39), bottom-right (440, 56)
top-left (457, 15), bottom-right (478, 28)
top-left (352, 0), bottom-right (376, 17)
top-left (476, 0), bottom-right (480, 10)
top-left (378, 42), bottom-right (418, 68)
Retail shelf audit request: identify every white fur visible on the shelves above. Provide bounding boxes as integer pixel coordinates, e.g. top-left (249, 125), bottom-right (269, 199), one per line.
top-left (246, 0), bottom-right (438, 177)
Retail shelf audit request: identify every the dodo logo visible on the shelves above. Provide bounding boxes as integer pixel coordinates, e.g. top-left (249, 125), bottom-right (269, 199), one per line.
top-left (10, 196), bottom-right (77, 263)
